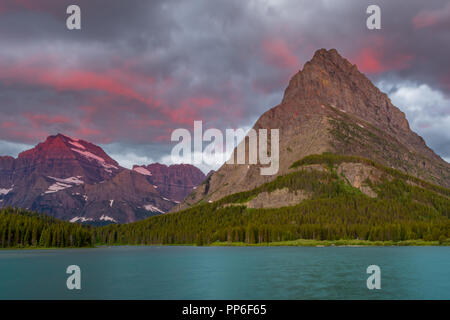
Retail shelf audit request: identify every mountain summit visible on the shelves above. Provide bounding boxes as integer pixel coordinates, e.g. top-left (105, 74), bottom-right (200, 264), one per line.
top-left (133, 163), bottom-right (205, 202)
top-left (180, 48), bottom-right (450, 209)
top-left (16, 134), bottom-right (122, 183)
top-left (0, 134), bottom-right (206, 223)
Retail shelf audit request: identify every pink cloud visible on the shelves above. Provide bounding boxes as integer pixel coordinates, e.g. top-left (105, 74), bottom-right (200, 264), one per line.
top-left (0, 55), bottom-right (245, 146)
top-left (261, 38), bottom-right (300, 70)
top-left (6, 67), bottom-right (150, 105)
top-left (164, 95), bottom-right (218, 125)
top-left (349, 38), bottom-right (413, 74)
top-left (0, 0), bottom-right (59, 15)
top-left (413, 3), bottom-right (450, 29)
top-left (24, 113), bottom-right (71, 128)
top-left (0, 122), bottom-right (49, 143)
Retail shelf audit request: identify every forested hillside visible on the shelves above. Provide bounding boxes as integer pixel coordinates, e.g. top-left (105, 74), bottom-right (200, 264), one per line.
top-left (2, 154), bottom-right (449, 248)
top-left (95, 154), bottom-right (450, 246)
top-left (0, 208), bottom-right (93, 248)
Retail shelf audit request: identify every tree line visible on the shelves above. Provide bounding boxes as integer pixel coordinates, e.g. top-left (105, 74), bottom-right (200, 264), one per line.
top-left (0, 207), bottom-right (93, 248)
top-left (1, 154), bottom-right (449, 248)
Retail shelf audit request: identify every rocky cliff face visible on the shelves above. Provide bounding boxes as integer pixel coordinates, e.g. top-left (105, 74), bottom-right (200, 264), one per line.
top-left (0, 134), bottom-right (205, 223)
top-left (14, 134), bottom-right (122, 184)
top-left (179, 48), bottom-right (450, 209)
top-left (133, 163), bottom-right (205, 202)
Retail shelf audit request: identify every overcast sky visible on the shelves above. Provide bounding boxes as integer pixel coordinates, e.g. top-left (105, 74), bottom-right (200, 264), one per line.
top-left (0, 0), bottom-right (449, 172)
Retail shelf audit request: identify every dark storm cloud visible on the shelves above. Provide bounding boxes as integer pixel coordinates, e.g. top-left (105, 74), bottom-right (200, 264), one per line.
top-left (0, 0), bottom-right (449, 168)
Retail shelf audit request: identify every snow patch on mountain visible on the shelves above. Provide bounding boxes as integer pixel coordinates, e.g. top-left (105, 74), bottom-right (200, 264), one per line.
top-left (109, 199), bottom-right (114, 207)
top-left (45, 182), bottom-right (72, 194)
top-left (71, 148), bottom-right (106, 162)
top-left (133, 166), bottom-right (152, 176)
top-left (70, 216), bottom-right (94, 223)
top-left (61, 134), bottom-right (79, 142)
top-left (143, 204), bottom-right (164, 213)
top-left (48, 176), bottom-right (84, 185)
top-left (162, 197), bottom-right (180, 204)
top-left (99, 215), bottom-right (117, 223)
top-left (68, 140), bottom-right (86, 150)
top-left (0, 187), bottom-right (13, 195)
top-left (71, 148), bottom-right (119, 172)
top-left (45, 176), bottom-right (85, 194)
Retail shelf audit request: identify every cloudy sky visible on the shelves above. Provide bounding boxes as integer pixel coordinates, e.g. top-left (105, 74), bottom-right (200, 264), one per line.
top-left (0, 0), bottom-right (449, 172)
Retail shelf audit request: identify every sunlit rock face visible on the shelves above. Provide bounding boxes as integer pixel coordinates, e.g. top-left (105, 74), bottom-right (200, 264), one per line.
top-left (0, 134), bottom-right (205, 223)
top-left (178, 49), bottom-right (450, 211)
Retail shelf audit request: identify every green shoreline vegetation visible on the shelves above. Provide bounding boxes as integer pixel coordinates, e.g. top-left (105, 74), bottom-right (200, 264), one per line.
top-left (1, 153), bottom-right (449, 249)
top-left (1, 240), bottom-right (449, 250)
top-left (102, 238), bottom-right (450, 247)
top-left (209, 239), bottom-right (450, 247)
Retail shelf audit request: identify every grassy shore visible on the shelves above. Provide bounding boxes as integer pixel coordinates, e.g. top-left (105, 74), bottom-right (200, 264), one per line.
top-left (2, 239), bottom-right (449, 250)
top-left (208, 239), bottom-right (450, 247)
top-left (0, 246), bottom-right (93, 250)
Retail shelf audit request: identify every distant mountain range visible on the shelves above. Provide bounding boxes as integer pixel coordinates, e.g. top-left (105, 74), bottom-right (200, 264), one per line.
top-left (0, 134), bottom-right (205, 224)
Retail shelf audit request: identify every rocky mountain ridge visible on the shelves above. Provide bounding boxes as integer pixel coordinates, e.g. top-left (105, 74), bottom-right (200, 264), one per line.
top-left (0, 134), bottom-right (205, 223)
top-left (179, 48), bottom-right (450, 210)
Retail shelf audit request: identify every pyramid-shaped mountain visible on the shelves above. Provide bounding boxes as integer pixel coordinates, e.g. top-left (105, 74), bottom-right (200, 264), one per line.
top-left (180, 48), bottom-right (450, 209)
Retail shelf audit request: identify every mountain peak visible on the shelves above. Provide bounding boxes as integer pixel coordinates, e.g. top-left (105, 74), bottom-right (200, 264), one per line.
top-left (55, 133), bottom-right (77, 141)
top-left (139, 162), bottom-right (206, 202)
top-left (14, 133), bottom-right (121, 185)
top-left (308, 48), bottom-right (357, 73)
top-left (18, 134), bottom-right (74, 159)
top-left (311, 48), bottom-right (345, 62)
top-left (0, 133), bottom-right (208, 223)
top-left (280, 48), bottom-right (414, 135)
top-left (178, 48), bottom-right (449, 209)
top-left (283, 48), bottom-right (358, 103)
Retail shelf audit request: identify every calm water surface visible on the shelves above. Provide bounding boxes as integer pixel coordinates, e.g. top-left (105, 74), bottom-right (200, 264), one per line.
top-left (0, 246), bottom-right (448, 299)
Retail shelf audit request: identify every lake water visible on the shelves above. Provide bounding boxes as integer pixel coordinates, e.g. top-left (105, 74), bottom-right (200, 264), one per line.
top-left (0, 246), bottom-right (448, 299)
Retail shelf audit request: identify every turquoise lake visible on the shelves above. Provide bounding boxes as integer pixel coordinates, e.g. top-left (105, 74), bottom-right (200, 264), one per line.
top-left (0, 246), bottom-right (448, 299)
